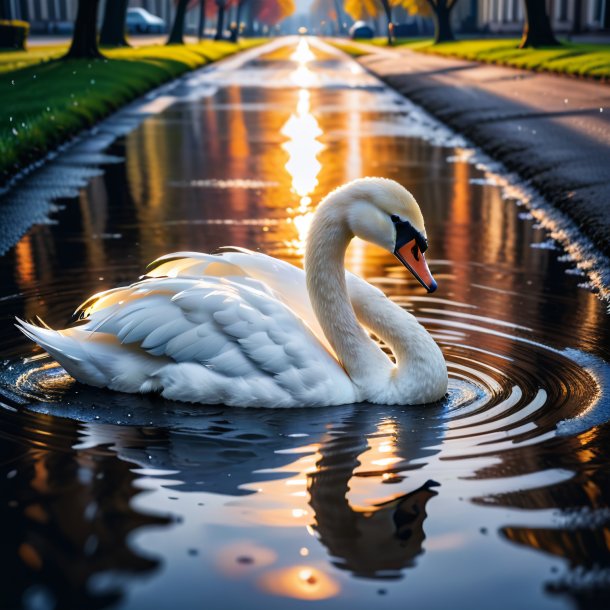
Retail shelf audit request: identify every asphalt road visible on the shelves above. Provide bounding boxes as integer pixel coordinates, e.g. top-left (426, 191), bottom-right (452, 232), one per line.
top-left (347, 41), bottom-right (610, 260)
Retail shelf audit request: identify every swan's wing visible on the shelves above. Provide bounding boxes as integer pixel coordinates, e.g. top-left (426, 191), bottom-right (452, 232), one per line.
top-left (80, 275), bottom-right (353, 407)
top-left (145, 249), bottom-right (329, 350)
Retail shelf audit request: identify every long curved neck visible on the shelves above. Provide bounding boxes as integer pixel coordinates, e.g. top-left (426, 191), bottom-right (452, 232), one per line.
top-left (305, 196), bottom-right (447, 404)
top-left (347, 275), bottom-right (447, 403)
top-left (305, 200), bottom-right (391, 391)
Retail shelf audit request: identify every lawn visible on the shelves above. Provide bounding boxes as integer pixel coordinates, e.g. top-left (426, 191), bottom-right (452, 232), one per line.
top-left (332, 37), bottom-right (610, 80)
top-left (0, 39), bottom-right (266, 186)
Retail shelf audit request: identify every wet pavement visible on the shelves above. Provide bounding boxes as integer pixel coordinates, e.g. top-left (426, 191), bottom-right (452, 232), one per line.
top-left (0, 38), bottom-right (610, 610)
top-left (354, 41), bottom-right (610, 266)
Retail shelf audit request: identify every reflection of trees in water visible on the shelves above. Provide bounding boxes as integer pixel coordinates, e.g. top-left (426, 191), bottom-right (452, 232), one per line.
top-left (0, 413), bottom-right (168, 610)
top-left (503, 525), bottom-right (610, 610)
top-left (476, 426), bottom-right (610, 609)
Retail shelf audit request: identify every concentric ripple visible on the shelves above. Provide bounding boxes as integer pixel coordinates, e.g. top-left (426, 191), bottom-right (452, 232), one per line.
top-left (0, 291), bottom-right (606, 461)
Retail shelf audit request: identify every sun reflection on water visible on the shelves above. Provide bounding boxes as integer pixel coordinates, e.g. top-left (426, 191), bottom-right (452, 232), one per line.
top-left (281, 41), bottom-right (324, 258)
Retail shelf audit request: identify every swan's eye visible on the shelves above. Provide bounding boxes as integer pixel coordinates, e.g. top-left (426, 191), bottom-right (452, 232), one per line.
top-left (390, 214), bottom-right (400, 223)
top-left (412, 244), bottom-right (420, 261)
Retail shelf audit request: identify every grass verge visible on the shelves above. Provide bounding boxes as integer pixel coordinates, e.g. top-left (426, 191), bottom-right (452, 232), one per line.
top-left (0, 39), bottom-right (266, 186)
top-left (331, 37), bottom-right (610, 80)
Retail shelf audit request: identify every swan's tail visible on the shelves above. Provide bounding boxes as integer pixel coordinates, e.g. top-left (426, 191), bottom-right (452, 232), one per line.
top-left (15, 318), bottom-right (166, 393)
top-left (16, 318), bottom-right (109, 387)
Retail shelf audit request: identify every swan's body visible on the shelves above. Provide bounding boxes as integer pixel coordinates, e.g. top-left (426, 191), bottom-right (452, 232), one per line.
top-left (17, 178), bottom-right (448, 407)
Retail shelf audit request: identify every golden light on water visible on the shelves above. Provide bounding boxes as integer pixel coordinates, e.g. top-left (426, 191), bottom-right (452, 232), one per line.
top-left (281, 40), bottom-right (324, 258)
top-left (290, 38), bottom-right (317, 88)
top-left (281, 90), bottom-right (322, 200)
top-left (259, 565), bottom-right (340, 600)
top-left (349, 419), bottom-right (405, 508)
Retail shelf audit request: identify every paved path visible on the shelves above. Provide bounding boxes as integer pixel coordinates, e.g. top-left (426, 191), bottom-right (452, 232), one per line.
top-left (343, 41), bottom-right (610, 259)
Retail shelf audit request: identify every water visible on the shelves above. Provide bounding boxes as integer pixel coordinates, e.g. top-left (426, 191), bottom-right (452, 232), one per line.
top-left (0, 38), bottom-right (609, 610)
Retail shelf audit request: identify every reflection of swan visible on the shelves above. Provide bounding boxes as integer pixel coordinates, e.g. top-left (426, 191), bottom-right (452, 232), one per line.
top-left (17, 178), bottom-right (447, 407)
top-left (308, 406), bottom-right (443, 578)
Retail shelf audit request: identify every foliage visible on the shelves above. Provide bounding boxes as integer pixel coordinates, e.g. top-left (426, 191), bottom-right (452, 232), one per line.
top-left (391, 0), bottom-right (431, 17)
top-left (252, 0), bottom-right (296, 25)
top-left (343, 0), bottom-right (380, 21)
top-left (0, 39), bottom-right (266, 185)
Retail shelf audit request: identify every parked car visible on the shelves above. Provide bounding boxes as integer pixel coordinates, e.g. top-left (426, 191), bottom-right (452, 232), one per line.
top-left (126, 8), bottom-right (165, 34)
top-left (349, 21), bottom-right (374, 40)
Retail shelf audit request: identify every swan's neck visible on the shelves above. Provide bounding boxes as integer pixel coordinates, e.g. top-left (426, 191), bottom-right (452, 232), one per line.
top-left (305, 198), bottom-right (447, 404)
top-left (348, 275), bottom-right (448, 403)
top-left (305, 201), bottom-right (391, 392)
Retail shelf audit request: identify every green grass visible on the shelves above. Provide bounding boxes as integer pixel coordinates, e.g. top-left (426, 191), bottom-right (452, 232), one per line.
top-left (0, 39), bottom-right (266, 185)
top-left (331, 37), bottom-right (610, 80)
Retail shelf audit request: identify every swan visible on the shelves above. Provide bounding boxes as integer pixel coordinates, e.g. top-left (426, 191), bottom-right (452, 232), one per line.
top-left (16, 178), bottom-right (448, 408)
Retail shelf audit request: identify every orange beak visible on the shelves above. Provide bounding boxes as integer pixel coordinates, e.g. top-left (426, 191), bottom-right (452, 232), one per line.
top-left (394, 238), bottom-right (437, 293)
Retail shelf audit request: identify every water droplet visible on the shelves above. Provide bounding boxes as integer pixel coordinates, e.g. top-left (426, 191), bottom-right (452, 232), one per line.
top-left (90, 79), bottom-right (96, 85)
top-left (11, 128), bottom-right (18, 136)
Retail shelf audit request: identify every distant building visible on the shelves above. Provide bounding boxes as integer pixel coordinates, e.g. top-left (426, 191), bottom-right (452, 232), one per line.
top-left (477, 0), bottom-right (609, 34)
top-left (2, 1), bottom-right (177, 34)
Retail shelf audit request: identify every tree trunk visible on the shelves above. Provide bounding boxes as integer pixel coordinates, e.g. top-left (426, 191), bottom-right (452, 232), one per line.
top-left (520, 0), bottom-right (560, 47)
top-left (168, 0), bottom-right (190, 44)
top-left (332, 0), bottom-right (346, 34)
top-left (198, 0), bottom-right (206, 40)
top-left (0, 0), bottom-right (13, 20)
top-left (379, 0), bottom-right (393, 45)
top-left (100, 0), bottom-right (130, 47)
top-left (429, 0), bottom-right (456, 44)
top-left (64, 0), bottom-right (103, 59)
top-left (229, 0), bottom-right (247, 42)
top-left (214, 1), bottom-right (225, 40)
top-left (572, 0), bottom-right (582, 34)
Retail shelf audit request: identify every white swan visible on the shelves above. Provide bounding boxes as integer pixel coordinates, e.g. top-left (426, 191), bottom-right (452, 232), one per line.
top-left (16, 178), bottom-right (447, 408)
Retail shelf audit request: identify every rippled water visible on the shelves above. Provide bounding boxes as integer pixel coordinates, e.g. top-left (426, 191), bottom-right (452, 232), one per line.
top-left (1, 38), bottom-right (610, 610)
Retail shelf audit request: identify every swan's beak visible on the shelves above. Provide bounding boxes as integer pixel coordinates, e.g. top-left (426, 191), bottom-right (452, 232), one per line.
top-left (395, 239), bottom-right (437, 293)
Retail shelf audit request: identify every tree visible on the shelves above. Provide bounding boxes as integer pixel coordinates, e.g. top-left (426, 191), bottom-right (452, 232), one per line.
top-left (64, 0), bottom-right (103, 59)
top-left (198, 0), bottom-right (207, 39)
top-left (229, 0), bottom-right (249, 42)
top-left (168, 0), bottom-right (191, 44)
top-left (249, 0), bottom-right (295, 32)
top-left (379, 0), bottom-right (394, 45)
top-left (100, 0), bottom-right (130, 48)
top-left (520, 0), bottom-right (560, 48)
top-left (0, 0), bottom-right (13, 20)
top-left (215, 0), bottom-right (227, 40)
top-left (425, 0), bottom-right (458, 43)
top-left (332, 0), bottom-right (347, 34)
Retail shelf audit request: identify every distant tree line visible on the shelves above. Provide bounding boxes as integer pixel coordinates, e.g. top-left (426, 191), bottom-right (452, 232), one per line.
top-left (341, 0), bottom-right (560, 47)
top-left (63, 0), bottom-right (296, 60)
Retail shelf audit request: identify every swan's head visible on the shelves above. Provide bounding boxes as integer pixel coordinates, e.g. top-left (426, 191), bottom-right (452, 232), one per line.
top-left (332, 178), bottom-right (437, 293)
